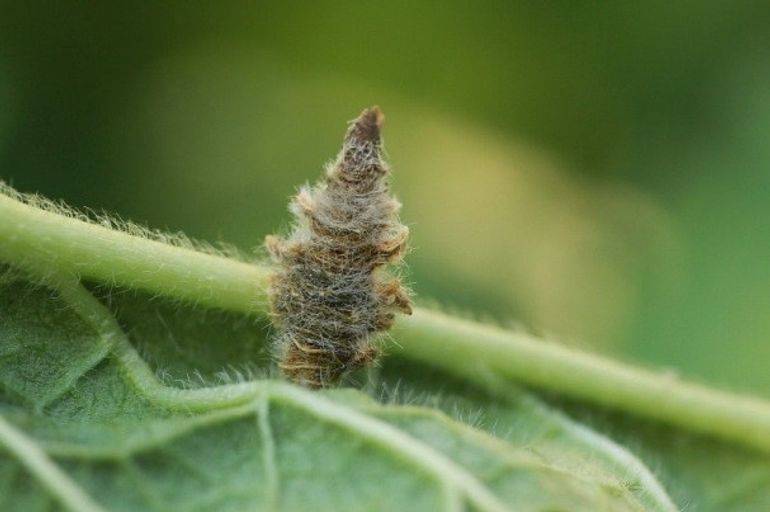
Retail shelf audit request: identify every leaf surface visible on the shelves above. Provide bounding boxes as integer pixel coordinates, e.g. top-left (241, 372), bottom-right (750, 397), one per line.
top-left (0, 272), bottom-right (676, 512)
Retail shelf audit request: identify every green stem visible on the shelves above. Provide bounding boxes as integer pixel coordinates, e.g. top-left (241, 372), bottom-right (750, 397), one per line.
top-left (0, 193), bottom-right (269, 313)
top-left (2, 190), bottom-right (770, 453)
top-left (394, 311), bottom-right (770, 453)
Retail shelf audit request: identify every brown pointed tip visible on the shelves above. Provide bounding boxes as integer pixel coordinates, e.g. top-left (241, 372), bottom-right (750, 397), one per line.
top-left (346, 106), bottom-right (384, 143)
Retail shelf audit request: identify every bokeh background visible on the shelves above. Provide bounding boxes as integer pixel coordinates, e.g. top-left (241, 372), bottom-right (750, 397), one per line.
top-left (1, 2), bottom-right (768, 394)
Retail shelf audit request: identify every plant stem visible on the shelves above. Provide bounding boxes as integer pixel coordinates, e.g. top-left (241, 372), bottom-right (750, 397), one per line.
top-left (394, 310), bottom-right (770, 453)
top-left (0, 193), bottom-right (269, 313)
top-left (2, 191), bottom-right (770, 453)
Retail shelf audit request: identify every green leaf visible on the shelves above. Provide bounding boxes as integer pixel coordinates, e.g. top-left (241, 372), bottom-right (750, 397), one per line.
top-left (381, 358), bottom-right (770, 512)
top-left (0, 272), bottom-right (676, 512)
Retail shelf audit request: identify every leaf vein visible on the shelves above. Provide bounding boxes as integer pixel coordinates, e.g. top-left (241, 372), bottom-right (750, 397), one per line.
top-left (257, 396), bottom-right (279, 512)
top-left (0, 414), bottom-right (108, 512)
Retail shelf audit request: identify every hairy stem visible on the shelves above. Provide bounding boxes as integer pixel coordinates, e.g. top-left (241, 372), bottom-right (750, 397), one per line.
top-left (0, 193), bottom-right (269, 313)
top-left (395, 312), bottom-right (770, 453)
top-left (2, 191), bottom-right (770, 453)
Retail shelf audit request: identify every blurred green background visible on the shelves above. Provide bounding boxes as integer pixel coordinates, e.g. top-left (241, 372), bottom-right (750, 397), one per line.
top-left (1, 2), bottom-right (768, 394)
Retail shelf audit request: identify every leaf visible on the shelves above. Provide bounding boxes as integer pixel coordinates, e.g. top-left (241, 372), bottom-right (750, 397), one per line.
top-left (0, 271), bottom-right (676, 512)
top-left (379, 359), bottom-right (770, 511)
top-left (558, 401), bottom-right (770, 511)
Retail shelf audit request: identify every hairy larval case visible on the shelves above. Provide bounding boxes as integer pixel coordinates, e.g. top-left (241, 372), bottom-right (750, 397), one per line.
top-left (266, 107), bottom-right (412, 388)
